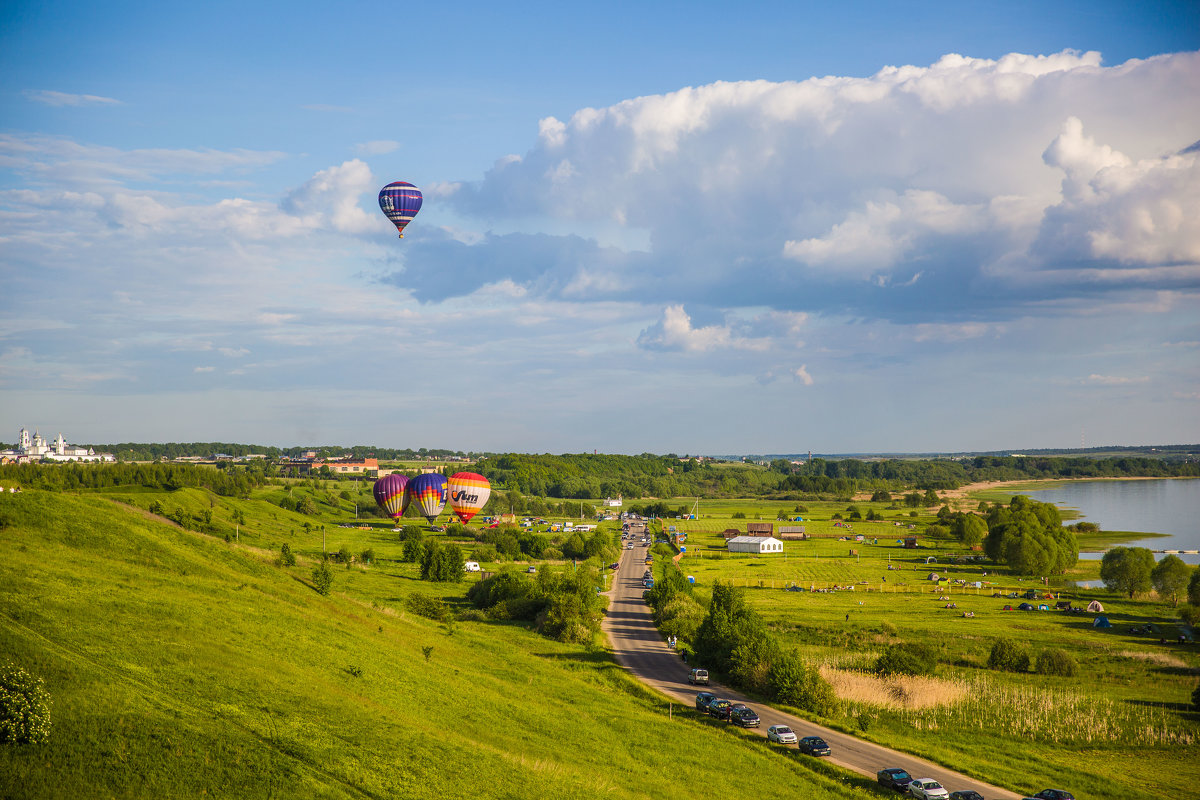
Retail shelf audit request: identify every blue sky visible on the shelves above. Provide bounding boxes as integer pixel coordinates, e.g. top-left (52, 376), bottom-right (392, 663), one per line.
top-left (2, 1), bottom-right (1198, 454)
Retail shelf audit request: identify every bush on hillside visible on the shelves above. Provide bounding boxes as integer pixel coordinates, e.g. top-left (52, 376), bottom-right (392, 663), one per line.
top-left (279, 542), bottom-right (296, 567)
top-left (875, 642), bottom-right (938, 676)
top-left (767, 649), bottom-right (840, 717)
top-left (404, 593), bottom-right (448, 621)
top-left (1193, 683), bottom-right (1200, 711)
top-left (1177, 605), bottom-right (1200, 626)
top-left (988, 638), bottom-right (1030, 672)
top-left (311, 561), bottom-right (334, 595)
top-left (0, 665), bottom-right (51, 745)
top-left (1035, 648), bottom-right (1077, 677)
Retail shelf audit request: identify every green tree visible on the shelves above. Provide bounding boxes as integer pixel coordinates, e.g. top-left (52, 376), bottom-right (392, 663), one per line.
top-left (0, 664), bottom-right (51, 744)
top-left (311, 561), bottom-right (334, 595)
top-left (1188, 566), bottom-right (1200, 607)
top-left (297, 495), bottom-right (319, 516)
top-left (1100, 547), bottom-right (1155, 598)
top-left (280, 542), bottom-right (296, 567)
top-left (952, 514), bottom-right (987, 547)
top-left (1150, 554), bottom-right (1191, 606)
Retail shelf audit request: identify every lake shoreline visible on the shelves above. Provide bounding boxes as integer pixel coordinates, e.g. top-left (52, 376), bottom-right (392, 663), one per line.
top-left (956, 476), bottom-right (1198, 552)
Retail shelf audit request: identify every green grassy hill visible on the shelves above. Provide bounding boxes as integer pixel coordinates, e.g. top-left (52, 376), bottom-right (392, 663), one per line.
top-left (0, 491), bottom-right (863, 799)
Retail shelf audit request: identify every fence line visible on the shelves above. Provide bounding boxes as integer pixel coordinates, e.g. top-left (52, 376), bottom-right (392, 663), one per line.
top-left (719, 578), bottom-right (1062, 597)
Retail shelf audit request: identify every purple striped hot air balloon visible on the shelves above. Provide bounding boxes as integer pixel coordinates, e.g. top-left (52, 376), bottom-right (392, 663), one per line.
top-left (372, 474), bottom-right (409, 521)
top-left (407, 473), bottom-right (448, 525)
top-left (378, 181), bottom-right (423, 238)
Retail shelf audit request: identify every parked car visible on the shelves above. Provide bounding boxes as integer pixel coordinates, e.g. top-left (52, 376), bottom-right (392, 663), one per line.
top-left (688, 668), bottom-right (709, 685)
top-left (908, 778), bottom-right (950, 799)
top-left (796, 736), bottom-right (831, 757)
top-left (731, 707), bottom-right (760, 727)
top-left (766, 725), bottom-right (798, 745)
top-left (526, 566), bottom-right (537, 573)
top-left (878, 769), bottom-right (914, 792)
top-left (948, 792), bottom-right (984, 800)
top-left (608, 562), bottom-right (619, 570)
top-left (1032, 792), bottom-right (1074, 800)
top-left (694, 692), bottom-right (716, 711)
top-left (707, 699), bottom-right (733, 720)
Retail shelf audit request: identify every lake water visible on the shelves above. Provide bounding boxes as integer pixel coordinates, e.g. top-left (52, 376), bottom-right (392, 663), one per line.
top-left (1020, 478), bottom-right (1200, 565)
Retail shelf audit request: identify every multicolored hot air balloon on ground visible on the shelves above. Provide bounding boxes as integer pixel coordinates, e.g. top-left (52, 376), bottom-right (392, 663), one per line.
top-left (447, 472), bottom-right (491, 525)
top-left (378, 181), bottom-right (423, 238)
top-left (407, 473), bottom-right (448, 525)
top-left (372, 474), bottom-right (409, 522)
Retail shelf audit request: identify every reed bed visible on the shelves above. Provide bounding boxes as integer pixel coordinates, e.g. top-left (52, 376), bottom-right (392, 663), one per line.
top-left (1117, 650), bottom-right (1190, 669)
top-left (820, 667), bottom-right (967, 710)
top-left (824, 668), bottom-right (1197, 746)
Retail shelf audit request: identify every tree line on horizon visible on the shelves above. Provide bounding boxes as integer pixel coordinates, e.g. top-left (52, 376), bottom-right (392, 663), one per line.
top-left (4, 451), bottom-right (1196, 503)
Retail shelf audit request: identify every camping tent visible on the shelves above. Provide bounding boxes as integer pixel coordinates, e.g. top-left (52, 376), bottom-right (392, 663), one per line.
top-left (1093, 615), bottom-right (1112, 628)
top-left (927, 572), bottom-right (940, 581)
top-left (1086, 600), bottom-right (1104, 613)
top-left (925, 556), bottom-right (937, 564)
top-left (1018, 602), bottom-right (1035, 611)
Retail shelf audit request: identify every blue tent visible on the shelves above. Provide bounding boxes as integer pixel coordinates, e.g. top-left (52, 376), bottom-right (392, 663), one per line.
top-left (1092, 615), bottom-right (1112, 628)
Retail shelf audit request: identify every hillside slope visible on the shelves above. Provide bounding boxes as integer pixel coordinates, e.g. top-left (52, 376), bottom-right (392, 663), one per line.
top-left (0, 492), bottom-right (861, 799)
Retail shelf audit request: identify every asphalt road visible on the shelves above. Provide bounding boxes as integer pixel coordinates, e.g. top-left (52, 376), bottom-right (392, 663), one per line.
top-left (601, 539), bottom-right (1022, 800)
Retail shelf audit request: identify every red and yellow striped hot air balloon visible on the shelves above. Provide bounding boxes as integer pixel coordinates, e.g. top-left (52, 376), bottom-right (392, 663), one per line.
top-left (447, 472), bottom-right (491, 525)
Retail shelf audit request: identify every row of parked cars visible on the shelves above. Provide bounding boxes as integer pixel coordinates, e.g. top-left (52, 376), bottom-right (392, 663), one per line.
top-left (693, 691), bottom-right (760, 727)
top-left (694, 682), bottom-right (1072, 800)
top-left (877, 768), bottom-right (1075, 800)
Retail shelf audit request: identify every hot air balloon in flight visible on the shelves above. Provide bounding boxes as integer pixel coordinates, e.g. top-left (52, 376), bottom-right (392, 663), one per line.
top-left (407, 473), bottom-right (447, 525)
top-left (372, 474), bottom-right (409, 522)
top-left (447, 472), bottom-right (491, 525)
top-left (378, 181), bottom-right (423, 238)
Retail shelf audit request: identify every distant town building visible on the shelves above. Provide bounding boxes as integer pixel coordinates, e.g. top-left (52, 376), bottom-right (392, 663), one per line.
top-left (603, 496), bottom-right (623, 507)
top-left (1, 427), bottom-right (115, 463)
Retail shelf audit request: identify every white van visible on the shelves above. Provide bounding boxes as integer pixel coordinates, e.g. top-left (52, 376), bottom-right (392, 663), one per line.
top-left (463, 561), bottom-right (481, 572)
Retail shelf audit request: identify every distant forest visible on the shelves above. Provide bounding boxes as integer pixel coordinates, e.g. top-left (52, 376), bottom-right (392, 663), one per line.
top-left (2, 449), bottom-right (1196, 502)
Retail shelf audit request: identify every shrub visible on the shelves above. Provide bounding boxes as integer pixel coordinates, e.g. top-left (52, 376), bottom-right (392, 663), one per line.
top-left (875, 642), bottom-right (938, 676)
top-left (359, 548), bottom-right (375, 565)
top-left (1177, 605), bottom-right (1200, 626)
top-left (731, 512), bottom-right (746, 519)
top-left (988, 638), bottom-right (1030, 672)
top-left (879, 620), bottom-right (898, 637)
top-left (1193, 683), bottom-right (1200, 711)
top-left (280, 542), bottom-right (296, 567)
top-left (768, 649), bottom-right (839, 717)
top-left (1035, 648), bottom-right (1077, 677)
top-left (405, 593), bottom-right (449, 621)
top-left (311, 561), bottom-right (334, 595)
top-left (0, 665), bottom-right (51, 745)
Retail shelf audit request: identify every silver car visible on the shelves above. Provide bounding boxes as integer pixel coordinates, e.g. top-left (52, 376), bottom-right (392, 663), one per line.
top-left (766, 724), bottom-right (797, 745)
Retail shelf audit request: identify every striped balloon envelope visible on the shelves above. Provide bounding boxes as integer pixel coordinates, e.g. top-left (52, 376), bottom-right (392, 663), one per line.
top-left (377, 181), bottom-right (423, 238)
top-left (447, 472), bottom-right (491, 524)
top-left (407, 473), bottom-right (448, 524)
top-left (372, 474), bottom-right (409, 521)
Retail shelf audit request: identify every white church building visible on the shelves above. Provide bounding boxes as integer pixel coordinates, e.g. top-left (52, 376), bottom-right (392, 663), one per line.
top-left (1, 427), bottom-right (115, 463)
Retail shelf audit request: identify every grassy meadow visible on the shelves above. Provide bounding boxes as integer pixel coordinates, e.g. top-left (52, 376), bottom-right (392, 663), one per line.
top-left (663, 494), bottom-right (1200, 799)
top-left (0, 488), bottom-right (886, 799)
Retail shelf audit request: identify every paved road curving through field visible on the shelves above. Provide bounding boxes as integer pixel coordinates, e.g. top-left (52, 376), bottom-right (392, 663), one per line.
top-left (601, 540), bottom-right (1022, 800)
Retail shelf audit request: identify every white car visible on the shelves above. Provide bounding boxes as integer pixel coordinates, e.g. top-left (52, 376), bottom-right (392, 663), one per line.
top-left (766, 725), bottom-right (797, 745)
top-left (908, 778), bottom-right (950, 800)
